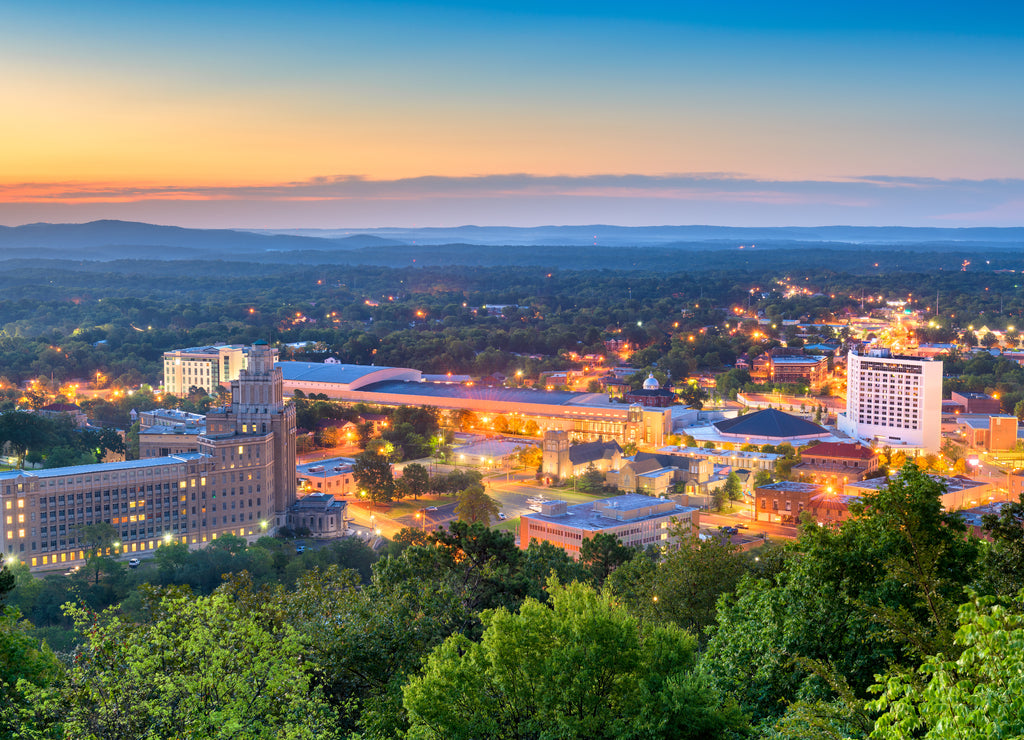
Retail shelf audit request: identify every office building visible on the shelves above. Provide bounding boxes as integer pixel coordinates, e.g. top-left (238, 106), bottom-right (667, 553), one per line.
top-left (162, 344), bottom-right (278, 397)
top-left (837, 349), bottom-right (942, 452)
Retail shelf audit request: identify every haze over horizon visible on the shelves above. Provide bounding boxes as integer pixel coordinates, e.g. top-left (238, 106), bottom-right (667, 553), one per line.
top-left (2, 1), bottom-right (1022, 229)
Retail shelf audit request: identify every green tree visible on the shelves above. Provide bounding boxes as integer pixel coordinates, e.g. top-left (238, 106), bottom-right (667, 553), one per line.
top-left (702, 463), bottom-right (982, 726)
top-left (403, 579), bottom-right (746, 740)
top-left (679, 383), bottom-right (709, 409)
top-left (578, 462), bottom-right (605, 492)
top-left (125, 419), bottom-right (141, 460)
top-left (401, 463), bottom-right (430, 500)
top-left (23, 592), bottom-right (339, 739)
top-left (979, 494), bottom-right (1024, 596)
top-left (75, 522), bottom-right (120, 584)
top-left (354, 451), bottom-right (396, 506)
top-left (43, 445), bottom-right (96, 468)
top-left (0, 603), bottom-right (61, 738)
top-left (870, 591), bottom-right (1024, 740)
top-left (355, 421), bottom-right (374, 449)
top-left (608, 534), bottom-right (747, 639)
top-left (580, 532), bottom-right (634, 585)
top-left (454, 483), bottom-right (500, 525)
top-left (723, 471), bottom-right (743, 501)
top-left (517, 444), bottom-right (543, 470)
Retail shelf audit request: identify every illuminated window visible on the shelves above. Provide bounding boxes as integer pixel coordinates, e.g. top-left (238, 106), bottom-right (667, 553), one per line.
top-left (17, 499), bottom-right (24, 508)
top-left (237, 446), bottom-right (244, 455)
top-left (17, 514), bottom-right (24, 523)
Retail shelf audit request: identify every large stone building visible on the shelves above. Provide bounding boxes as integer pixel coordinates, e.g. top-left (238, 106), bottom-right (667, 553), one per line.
top-left (518, 493), bottom-right (698, 559)
top-left (287, 492), bottom-right (347, 538)
top-left (162, 344), bottom-right (279, 397)
top-left (751, 350), bottom-right (830, 392)
top-left (541, 431), bottom-right (622, 481)
top-left (279, 360), bottom-right (671, 447)
top-left (837, 348), bottom-right (942, 453)
top-left (2, 343), bottom-right (297, 571)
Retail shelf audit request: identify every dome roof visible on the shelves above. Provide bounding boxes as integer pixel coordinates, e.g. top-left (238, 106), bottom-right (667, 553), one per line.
top-left (713, 408), bottom-right (829, 440)
top-left (642, 373), bottom-right (660, 390)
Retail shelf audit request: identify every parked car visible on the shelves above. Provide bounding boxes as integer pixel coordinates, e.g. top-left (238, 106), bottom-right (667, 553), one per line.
top-left (425, 506), bottom-right (438, 511)
top-left (128, 558), bottom-right (141, 568)
top-left (719, 525), bottom-right (739, 535)
top-left (498, 512), bottom-right (507, 520)
top-left (295, 545), bottom-right (307, 554)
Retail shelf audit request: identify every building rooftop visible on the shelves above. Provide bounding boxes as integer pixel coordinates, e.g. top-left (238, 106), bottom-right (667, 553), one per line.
top-left (143, 408), bottom-right (206, 422)
top-left (568, 439), bottom-right (622, 466)
top-left (278, 361), bottom-right (416, 387)
top-left (758, 480), bottom-right (823, 493)
top-left (0, 452), bottom-right (208, 481)
top-left (361, 379), bottom-right (616, 409)
top-left (769, 355), bottom-right (826, 364)
top-left (658, 446), bottom-right (783, 461)
top-left (953, 501), bottom-right (1006, 528)
top-left (802, 442), bottom-right (875, 460)
top-left (297, 457), bottom-right (355, 477)
top-left (166, 344), bottom-right (245, 355)
top-left (809, 492), bottom-right (862, 506)
top-left (522, 493), bottom-right (697, 532)
top-left (139, 424), bottom-right (206, 435)
top-left (847, 474), bottom-right (988, 492)
top-left (637, 466), bottom-right (676, 479)
top-left (714, 408), bottom-right (829, 439)
top-left (291, 492), bottom-right (347, 511)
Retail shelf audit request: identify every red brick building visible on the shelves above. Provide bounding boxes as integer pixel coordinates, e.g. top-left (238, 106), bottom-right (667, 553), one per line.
top-left (793, 442), bottom-right (878, 491)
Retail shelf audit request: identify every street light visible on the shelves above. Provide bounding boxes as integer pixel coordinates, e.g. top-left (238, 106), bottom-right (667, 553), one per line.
top-left (260, 519), bottom-right (269, 531)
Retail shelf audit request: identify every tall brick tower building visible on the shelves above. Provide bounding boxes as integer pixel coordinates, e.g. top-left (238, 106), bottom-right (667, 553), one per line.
top-left (201, 341), bottom-right (297, 527)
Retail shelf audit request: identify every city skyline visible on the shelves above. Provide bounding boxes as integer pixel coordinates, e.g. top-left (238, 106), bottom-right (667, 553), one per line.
top-left (2, 1), bottom-right (1023, 227)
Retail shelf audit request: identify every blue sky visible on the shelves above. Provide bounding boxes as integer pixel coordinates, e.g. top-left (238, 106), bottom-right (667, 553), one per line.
top-left (1, 1), bottom-right (1022, 227)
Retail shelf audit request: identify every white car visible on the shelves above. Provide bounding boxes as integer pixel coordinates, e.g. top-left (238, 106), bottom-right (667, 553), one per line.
top-left (128, 558), bottom-right (141, 568)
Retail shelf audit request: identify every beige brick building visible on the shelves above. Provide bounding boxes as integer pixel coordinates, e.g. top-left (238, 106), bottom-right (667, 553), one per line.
top-left (2, 343), bottom-right (297, 571)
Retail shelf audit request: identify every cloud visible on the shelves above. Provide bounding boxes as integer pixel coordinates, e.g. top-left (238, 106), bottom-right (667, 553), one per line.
top-left (1, 173), bottom-right (1023, 228)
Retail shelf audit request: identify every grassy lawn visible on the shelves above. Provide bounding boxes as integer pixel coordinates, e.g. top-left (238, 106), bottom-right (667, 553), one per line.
top-left (540, 489), bottom-right (607, 504)
top-left (383, 495), bottom-right (460, 518)
top-left (492, 516), bottom-right (520, 533)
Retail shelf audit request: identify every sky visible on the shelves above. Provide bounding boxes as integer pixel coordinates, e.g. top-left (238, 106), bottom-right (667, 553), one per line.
top-left (1, 1), bottom-right (1023, 228)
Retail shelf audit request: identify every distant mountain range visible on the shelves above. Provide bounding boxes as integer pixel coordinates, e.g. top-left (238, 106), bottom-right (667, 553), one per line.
top-left (257, 224), bottom-right (1024, 247)
top-left (0, 220), bottom-right (1022, 269)
top-left (0, 220), bottom-right (402, 253)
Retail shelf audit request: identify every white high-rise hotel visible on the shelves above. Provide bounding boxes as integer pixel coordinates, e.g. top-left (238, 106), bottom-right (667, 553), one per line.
top-left (838, 349), bottom-right (942, 453)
